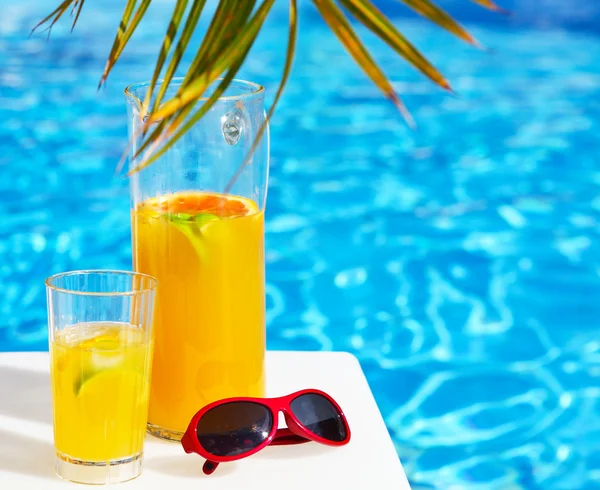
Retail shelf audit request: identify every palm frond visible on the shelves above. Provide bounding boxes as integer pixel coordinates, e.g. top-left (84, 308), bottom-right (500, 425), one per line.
top-left (183, 0), bottom-right (256, 82)
top-left (224, 0), bottom-right (298, 192)
top-left (31, 0), bottom-right (77, 35)
top-left (143, 0), bottom-right (205, 117)
top-left (157, 0), bottom-right (257, 123)
top-left (72, 0), bottom-right (85, 32)
top-left (145, 0), bottom-right (262, 126)
top-left (399, 0), bottom-right (480, 46)
top-left (339, 0), bottom-right (452, 91)
top-left (472, 0), bottom-right (509, 14)
top-left (36, 0), bottom-right (504, 180)
top-left (129, 0), bottom-right (275, 173)
top-left (100, 0), bottom-right (152, 86)
top-left (141, 0), bottom-right (190, 118)
top-left (314, 0), bottom-right (414, 126)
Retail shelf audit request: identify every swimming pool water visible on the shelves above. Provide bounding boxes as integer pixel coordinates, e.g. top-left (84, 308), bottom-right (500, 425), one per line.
top-left (2, 2), bottom-right (600, 488)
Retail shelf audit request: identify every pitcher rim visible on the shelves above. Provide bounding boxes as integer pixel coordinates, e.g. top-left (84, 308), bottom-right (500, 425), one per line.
top-left (124, 78), bottom-right (264, 111)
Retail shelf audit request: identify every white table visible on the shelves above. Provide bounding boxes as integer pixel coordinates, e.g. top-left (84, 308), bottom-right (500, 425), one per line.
top-left (0, 351), bottom-right (410, 489)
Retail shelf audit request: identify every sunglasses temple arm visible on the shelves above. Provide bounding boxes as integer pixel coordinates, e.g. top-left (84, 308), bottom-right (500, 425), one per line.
top-left (270, 427), bottom-right (311, 446)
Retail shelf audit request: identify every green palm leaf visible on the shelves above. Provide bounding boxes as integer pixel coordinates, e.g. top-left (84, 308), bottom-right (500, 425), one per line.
top-left (339, 0), bottom-right (453, 91)
top-left (144, 0), bottom-right (207, 116)
top-left (100, 0), bottom-right (152, 86)
top-left (148, 0), bottom-right (259, 124)
top-left (472, 0), bottom-right (508, 14)
top-left (127, 0), bottom-right (270, 172)
top-left (224, 0), bottom-right (298, 192)
top-left (399, 0), bottom-right (480, 46)
top-left (314, 0), bottom-right (414, 126)
top-left (35, 0), bottom-right (504, 180)
top-left (72, 0), bottom-right (85, 32)
top-left (31, 0), bottom-right (77, 35)
top-left (130, 0), bottom-right (276, 174)
top-left (142, 0), bottom-right (191, 118)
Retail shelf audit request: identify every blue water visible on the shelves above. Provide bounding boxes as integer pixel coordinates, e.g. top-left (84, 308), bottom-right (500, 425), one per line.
top-left (2, 1), bottom-right (600, 488)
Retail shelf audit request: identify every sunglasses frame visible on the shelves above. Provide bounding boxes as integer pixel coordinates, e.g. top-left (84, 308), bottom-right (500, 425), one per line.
top-left (181, 388), bottom-right (351, 471)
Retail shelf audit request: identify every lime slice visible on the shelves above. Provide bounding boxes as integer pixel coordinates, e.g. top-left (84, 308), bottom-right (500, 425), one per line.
top-left (167, 212), bottom-right (219, 261)
top-left (168, 212), bottom-right (193, 223)
top-left (194, 213), bottom-right (219, 228)
top-left (167, 212), bottom-right (218, 231)
top-left (73, 333), bottom-right (127, 395)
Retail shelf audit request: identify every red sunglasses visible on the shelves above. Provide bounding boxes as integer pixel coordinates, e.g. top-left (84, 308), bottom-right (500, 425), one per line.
top-left (181, 388), bottom-right (351, 475)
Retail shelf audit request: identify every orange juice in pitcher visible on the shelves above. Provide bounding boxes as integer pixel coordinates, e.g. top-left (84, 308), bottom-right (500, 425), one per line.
top-left (132, 192), bottom-right (265, 436)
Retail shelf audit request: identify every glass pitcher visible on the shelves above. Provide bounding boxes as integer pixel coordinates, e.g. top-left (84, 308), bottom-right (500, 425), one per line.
top-left (125, 79), bottom-right (268, 441)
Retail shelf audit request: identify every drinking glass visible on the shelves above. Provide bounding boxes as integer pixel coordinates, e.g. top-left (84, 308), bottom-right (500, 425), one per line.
top-left (125, 78), bottom-right (269, 441)
top-left (46, 270), bottom-right (157, 484)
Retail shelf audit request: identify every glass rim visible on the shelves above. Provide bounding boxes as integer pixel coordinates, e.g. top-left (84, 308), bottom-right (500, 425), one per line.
top-left (124, 78), bottom-right (264, 108)
top-left (45, 269), bottom-right (158, 297)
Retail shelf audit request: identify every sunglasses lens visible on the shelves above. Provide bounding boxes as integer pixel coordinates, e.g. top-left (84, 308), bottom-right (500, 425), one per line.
top-left (290, 393), bottom-right (347, 442)
top-left (196, 401), bottom-right (273, 457)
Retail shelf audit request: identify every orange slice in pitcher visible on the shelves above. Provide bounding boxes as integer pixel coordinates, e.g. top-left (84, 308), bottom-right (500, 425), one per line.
top-left (145, 191), bottom-right (258, 218)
